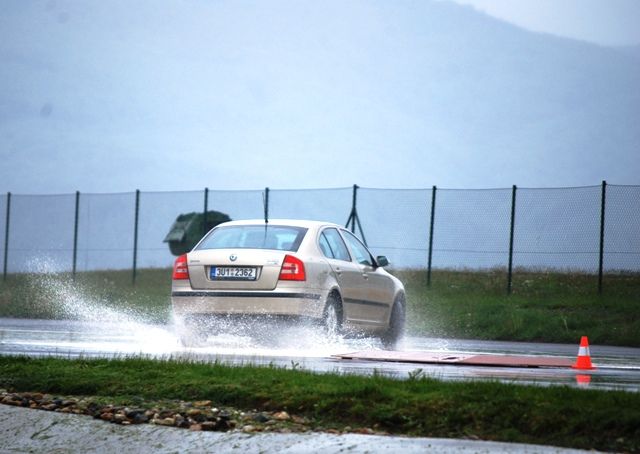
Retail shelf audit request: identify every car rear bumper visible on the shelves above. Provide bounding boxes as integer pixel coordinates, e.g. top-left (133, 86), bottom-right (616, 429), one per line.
top-left (171, 290), bottom-right (325, 318)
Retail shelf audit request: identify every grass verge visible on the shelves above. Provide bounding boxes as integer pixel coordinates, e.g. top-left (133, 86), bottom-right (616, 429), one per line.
top-left (399, 268), bottom-right (640, 346)
top-left (1, 267), bottom-right (639, 346)
top-left (0, 356), bottom-right (638, 452)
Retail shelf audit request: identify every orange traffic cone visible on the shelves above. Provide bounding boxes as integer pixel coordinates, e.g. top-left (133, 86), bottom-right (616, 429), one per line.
top-left (572, 336), bottom-right (595, 370)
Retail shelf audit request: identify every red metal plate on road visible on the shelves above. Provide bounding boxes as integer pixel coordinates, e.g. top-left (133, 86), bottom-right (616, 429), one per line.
top-left (334, 350), bottom-right (575, 368)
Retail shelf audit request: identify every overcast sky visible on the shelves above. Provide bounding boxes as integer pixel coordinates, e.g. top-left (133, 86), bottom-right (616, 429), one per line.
top-left (0, 0), bottom-right (638, 194)
top-left (449, 0), bottom-right (640, 46)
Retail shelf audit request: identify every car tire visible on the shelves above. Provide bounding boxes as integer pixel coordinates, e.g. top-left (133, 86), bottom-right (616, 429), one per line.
top-left (381, 294), bottom-right (406, 350)
top-left (323, 293), bottom-right (343, 339)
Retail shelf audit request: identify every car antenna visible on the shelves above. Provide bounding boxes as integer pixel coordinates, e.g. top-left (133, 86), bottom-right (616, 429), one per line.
top-left (262, 188), bottom-right (269, 246)
top-left (262, 187), bottom-right (269, 225)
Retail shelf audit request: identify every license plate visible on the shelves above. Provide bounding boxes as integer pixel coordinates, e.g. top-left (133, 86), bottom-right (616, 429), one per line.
top-left (210, 266), bottom-right (257, 281)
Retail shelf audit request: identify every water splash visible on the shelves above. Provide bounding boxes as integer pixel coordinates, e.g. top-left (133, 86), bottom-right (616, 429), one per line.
top-left (172, 310), bottom-right (382, 358)
top-left (22, 258), bottom-right (386, 358)
top-left (27, 258), bottom-right (147, 323)
top-left (24, 258), bottom-right (178, 354)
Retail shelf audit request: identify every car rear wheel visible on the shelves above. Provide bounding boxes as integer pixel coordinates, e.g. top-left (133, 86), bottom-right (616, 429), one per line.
top-left (323, 293), bottom-right (343, 339)
top-left (381, 294), bottom-right (406, 350)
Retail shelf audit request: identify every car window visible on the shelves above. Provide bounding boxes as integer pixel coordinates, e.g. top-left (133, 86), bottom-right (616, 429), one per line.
top-left (196, 225), bottom-right (307, 251)
top-left (341, 230), bottom-right (374, 266)
top-left (319, 228), bottom-right (351, 261)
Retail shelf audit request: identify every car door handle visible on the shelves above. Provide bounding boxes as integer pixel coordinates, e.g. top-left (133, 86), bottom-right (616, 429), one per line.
top-left (362, 273), bottom-right (369, 280)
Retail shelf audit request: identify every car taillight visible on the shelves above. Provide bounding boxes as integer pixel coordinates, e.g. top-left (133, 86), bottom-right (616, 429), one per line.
top-left (279, 255), bottom-right (306, 281)
top-left (172, 254), bottom-right (189, 280)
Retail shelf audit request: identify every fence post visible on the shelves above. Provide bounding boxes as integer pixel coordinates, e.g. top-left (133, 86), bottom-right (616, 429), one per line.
top-left (72, 191), bottom-right (80, 280)
top-left (507, 185), bottom-right (517, 295)
top-left (598, 180), bottom-right (607, 294)
top-left (132, 189), bottom-right (140, 286)
top-left (264, 187), bottom-right (269, 223)
top-left (347, 184), bottom-right (358, 234)
top-left (344, 184), bottom-right (368, 245)
top-left (3, 192), bottom-right (10, 281)
top-left (427, 185), bottom-right (437, 287)
top-left (203, 187), bottom-right (209, 237)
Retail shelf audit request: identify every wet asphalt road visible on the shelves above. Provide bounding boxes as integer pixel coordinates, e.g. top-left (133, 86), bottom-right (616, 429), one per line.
top-left (1, 317), bottom-right (639, 391)
top-left (1, 317), bottom-right (636, 453)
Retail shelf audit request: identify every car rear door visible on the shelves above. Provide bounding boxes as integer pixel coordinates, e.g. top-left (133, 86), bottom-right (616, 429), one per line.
top-left (318, 228), bottom-right (369, 319)
top-left (339, 230), bottom-right (394, 325)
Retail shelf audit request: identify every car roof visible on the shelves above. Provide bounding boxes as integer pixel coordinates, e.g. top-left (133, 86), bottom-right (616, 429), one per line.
top-left (216, 219), bottom-right (343, 229)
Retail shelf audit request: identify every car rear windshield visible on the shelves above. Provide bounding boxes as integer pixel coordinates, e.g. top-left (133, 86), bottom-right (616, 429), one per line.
top-left (196, 225), bottom-right (307, 252)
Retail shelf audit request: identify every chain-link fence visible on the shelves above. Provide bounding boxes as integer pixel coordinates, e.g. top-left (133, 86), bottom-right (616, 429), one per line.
top-left (1, 183), bottom-right (638, 293)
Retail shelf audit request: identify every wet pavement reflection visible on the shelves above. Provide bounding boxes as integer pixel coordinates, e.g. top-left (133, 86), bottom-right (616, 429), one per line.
top-left (1, 317), bottom-right (639, 392)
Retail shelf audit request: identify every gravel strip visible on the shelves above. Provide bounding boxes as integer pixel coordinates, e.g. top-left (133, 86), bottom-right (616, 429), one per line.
top-left (0, 395), bottom-right (595, 453)
top-left (0, 391), bottom-right (593, 454)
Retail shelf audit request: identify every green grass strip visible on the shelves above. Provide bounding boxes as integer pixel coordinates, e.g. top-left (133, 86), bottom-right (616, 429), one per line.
top-left (1, 356), bottom-right (638, 452)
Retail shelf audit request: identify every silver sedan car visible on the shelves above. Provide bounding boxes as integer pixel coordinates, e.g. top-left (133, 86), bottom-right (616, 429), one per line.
top-left (171, 219), bottom-right (406, 348)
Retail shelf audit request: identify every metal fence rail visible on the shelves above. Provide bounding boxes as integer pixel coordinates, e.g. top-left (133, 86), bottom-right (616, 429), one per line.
top-left (1, 182), bottom-right (639, 294)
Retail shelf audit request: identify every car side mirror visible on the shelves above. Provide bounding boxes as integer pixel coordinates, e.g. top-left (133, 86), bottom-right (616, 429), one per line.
top-left (376, 256), bottom-right (389, 267)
